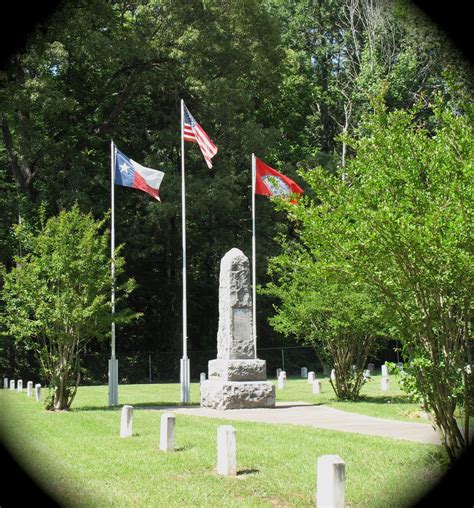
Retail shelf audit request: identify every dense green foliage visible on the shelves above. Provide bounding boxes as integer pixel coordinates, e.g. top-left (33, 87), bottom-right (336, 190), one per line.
top-left (1, 207), bottom-right (137, 409)
top-left (0, 0), bottom-right (287, 373)
top-left (264, 247), bottom-right (385, 400)
top-left (266, 97), bottom-right (473, 460)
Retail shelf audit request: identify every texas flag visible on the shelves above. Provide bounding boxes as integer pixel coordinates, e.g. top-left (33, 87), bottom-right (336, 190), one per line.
top-left (115, 148), bottom-right (164, 201)
top-left (255, 156), bottom-right (303, 204)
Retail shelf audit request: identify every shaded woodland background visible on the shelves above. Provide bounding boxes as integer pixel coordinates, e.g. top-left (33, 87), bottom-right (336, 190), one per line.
top-left (1, 0), bottom-right (471, 383)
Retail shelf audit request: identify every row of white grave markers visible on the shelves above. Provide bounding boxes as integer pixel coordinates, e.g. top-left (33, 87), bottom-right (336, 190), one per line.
top-left (118, 408), bottom-right (346, 506)
top-left (120, 406), bottom-right (177, 451)
top-left (118, 406), bottom-right (237, 474)
top-left (273, 364), bottom-right (401, 397)
top-left (223, 360), bottom-right (396, 398)
top-left (4, 377), bottom-right (42, 401)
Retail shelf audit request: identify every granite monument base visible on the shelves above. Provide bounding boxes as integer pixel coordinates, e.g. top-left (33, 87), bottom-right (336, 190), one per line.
top-left (200, 379), bottom-right (275, 410)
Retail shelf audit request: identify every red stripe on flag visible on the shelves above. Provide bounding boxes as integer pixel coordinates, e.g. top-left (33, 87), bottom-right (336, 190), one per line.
top-left (183, 125), bottom-right (197, 142)
top-left (133, 171), bottom-right (160, 201)
top-left (182, 104), bottom-right (218, 168)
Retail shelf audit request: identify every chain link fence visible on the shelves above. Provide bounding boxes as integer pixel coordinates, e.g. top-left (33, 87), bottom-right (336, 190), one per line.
top-left (3, 342), bottom-right (402, 386)
top-left (79, 346), bottom-right (323, 385)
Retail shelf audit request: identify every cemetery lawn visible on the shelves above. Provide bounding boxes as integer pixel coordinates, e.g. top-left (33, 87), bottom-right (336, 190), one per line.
top-left (72, 373), bottom-right (429, 424)
top-left (1, 385), bottom-right (447, 507)
top-left (275, 374), bottom-right (430, 423)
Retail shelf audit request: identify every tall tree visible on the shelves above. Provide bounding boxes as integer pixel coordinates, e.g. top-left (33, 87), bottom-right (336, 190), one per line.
top-left (267, 95), bottom-right (473, 461)
top-left (266, 0), bottom-right (473, 171)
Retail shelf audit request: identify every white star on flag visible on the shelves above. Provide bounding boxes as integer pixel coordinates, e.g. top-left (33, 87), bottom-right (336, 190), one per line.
top-left (120, 162), bottom-right (132, 175)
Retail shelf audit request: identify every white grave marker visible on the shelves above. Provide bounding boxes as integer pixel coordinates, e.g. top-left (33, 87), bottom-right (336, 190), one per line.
top-left (9, 380), bottom-right (15, 390)
top-left (217, 425), bottom-right (237, 476)
top-left (330, 369), bottom-right (336, 382)
top-left (381, 364), bottom-right (389, 377)
top-left (312, 380), bottom-right (322, 394)
top-left (27, 381), bottom-right (33, 397)
top-left (381, 377), bottom-right (389, 391)
top-left (301, 367), bottom-right (308, 378)
top-left (120, 405), bottom-right (133, 437)
top-left (160, 413), bottom-right (175, 452)
top-left (308, 371), bottom-right (316, 384)
top-left (17, 380), bottom-right (23, 392)
top-left (276, 368), bottom-right (282, 379)
top-left (278, 375), bottom-right (285, 389)
top-left (200, 372), bottom-right (206, 383)
top-left (35, 384), bottom-right (41, 401)
top-left (316, 455), bottom-right (345, 508)
top-left (3, 378), bottom-right (8, 389)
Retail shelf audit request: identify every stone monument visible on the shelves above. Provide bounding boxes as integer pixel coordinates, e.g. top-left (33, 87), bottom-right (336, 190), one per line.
top-left (200, 248), bottom-right (275, 409)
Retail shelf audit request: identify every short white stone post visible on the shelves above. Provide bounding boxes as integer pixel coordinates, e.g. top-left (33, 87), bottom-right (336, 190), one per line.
top-left (276, 368), bottom-right (282, 378)
top-left (316, 455), bottom-right (345, 508)
top-left (217, 425), bottom-right (237, 476)
top-left (381, 377), bottom-right (389, 391)
top-left (27, 381), bottom-right (33, 397)
top-left (301, 367), bottom-right (308, 378)
top-left (17, 380), bottom-right (23, 392)
top-left (200, 372), bottom-right (206, 383)
top-left (312, 380), bottom-right (322, 394)
top-left (330, 369), bottom-right (336, 382)
top-left (308, 371), bottom-right (316, 384)
top-left (35, 384), bottom-right (41, 401)
top-left (278, 374), bottom-right (285, 389)
top-left (9, 380), bottom-right (15, 390)
top-left (3, 378), bottom-right (8, 389)
top-left (381, 364), bottom-right (389, 377)
top-left (363, 369), bottom-right (371, 380)
top-left (280, 370), bottom-right (287, 379)
top-left (120, 405), bottom-right (134, 437)
top-left (160, 412), bottom-right (175, 452)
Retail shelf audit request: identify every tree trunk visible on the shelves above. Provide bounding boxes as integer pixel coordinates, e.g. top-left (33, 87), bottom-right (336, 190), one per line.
top-left (54, 371), bottom-right (70, 410)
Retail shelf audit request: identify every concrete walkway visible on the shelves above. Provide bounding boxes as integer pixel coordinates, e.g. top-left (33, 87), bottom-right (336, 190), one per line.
top-left (144, 401), bottom-right (441, 445)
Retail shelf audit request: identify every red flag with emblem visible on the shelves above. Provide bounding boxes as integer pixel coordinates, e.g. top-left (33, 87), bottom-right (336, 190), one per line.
top-left (254, 157), bottom-right (303, 203)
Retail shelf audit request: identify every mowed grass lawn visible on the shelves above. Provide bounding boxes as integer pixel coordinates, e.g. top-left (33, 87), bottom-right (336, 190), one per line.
top-left (275, 373), bottom-right (430, 422)
top-left (73, 373), bottom-right (430, 423)
top-left (0, 377), bottom-right (446, 507)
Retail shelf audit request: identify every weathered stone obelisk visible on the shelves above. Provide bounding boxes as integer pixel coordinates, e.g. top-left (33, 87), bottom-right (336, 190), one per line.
top-left (200, 248), bottom-right (275, 409)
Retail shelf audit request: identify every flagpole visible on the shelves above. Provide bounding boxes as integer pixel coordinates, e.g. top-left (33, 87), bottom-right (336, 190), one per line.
top-left (180, 100), bottom-right (190, 403)
top-left (109, 140), bottom-right (118, 406)
top-left (251, 153), bottom-right (257, 359)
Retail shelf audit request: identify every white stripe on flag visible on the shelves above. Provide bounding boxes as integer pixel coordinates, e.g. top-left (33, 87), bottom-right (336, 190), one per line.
top-left (182, 104), bottom-right (217, 168)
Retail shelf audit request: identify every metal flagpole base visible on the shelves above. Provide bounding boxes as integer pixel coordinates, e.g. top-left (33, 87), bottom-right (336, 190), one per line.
top-left (180, 357), bottom-right (190, 403)
top-left (108, 356), bottom-right (119, 406)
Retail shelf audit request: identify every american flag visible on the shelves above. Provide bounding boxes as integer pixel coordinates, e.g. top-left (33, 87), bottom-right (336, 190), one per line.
top-left (183, 103), bottom-right (218, 169)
